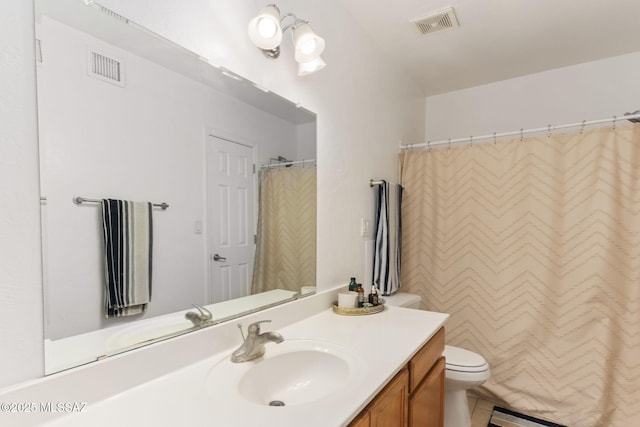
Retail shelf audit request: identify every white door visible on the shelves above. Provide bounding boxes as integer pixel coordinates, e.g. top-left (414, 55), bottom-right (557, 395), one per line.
top-left (206, 135), bottom-right (255, 303)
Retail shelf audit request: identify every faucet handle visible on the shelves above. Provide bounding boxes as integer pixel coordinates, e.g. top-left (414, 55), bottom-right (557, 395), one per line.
top-left (248, 320), bottom-right (272, 334)
top-left (191, 304), bottom-right (213, 320)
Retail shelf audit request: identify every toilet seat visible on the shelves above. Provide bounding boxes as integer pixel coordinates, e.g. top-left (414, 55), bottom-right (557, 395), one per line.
top-left (443, 345), bottom-right (489, 373)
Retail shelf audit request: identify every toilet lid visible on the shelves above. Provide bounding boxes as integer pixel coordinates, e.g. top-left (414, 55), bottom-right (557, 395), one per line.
top-left (443, 345), bottom-right (489, 372)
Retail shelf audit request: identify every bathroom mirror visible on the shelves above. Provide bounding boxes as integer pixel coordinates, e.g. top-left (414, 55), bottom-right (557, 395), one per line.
top-left (36, 0), bottom-right (317, 374)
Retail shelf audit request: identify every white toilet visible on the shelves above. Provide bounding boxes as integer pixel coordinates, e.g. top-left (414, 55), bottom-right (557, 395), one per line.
top-left (383, 292), bottom-right (491, 427)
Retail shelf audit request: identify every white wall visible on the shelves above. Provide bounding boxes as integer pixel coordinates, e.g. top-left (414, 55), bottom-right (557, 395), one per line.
top-left (296, 121), bottom-right (317, 161)
top-left (0, 0), bottom-right (424, 387)
top-left (0, 0), bottom-right (44, 386)
top-left (95, 0), bottom-right (426, 290)
top-left (39, 17), bottom-right (305, 339)
top-left (425, 52), bottom-right (640, 141)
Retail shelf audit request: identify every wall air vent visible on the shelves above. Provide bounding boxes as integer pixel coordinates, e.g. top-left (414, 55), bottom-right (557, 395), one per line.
top-left (88, 49), bottom-right (125, 87)
top-left (95, 4), bottom-right (129, 24)
top-left (411, 7), bottom-right (459, 36)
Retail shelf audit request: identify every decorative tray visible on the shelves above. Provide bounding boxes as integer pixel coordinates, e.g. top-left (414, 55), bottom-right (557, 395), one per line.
top-left (332, 299), bottom-right (386, 316)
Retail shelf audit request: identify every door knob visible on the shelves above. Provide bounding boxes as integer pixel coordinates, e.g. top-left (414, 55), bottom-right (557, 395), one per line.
top-left (213, 253), bottom-right (227, 262)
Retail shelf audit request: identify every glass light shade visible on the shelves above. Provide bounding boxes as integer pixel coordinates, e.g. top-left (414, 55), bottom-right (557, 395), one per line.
top-left (292, 23), bottom-right (325, 63)
top-left (248, 5), bottom-right (283, 50)
top-left (298, 56), bottom-right (326, 77)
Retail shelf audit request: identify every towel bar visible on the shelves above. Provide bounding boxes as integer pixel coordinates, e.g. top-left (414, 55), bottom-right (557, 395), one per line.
top-left (73, 196), bottom-right (169, 210)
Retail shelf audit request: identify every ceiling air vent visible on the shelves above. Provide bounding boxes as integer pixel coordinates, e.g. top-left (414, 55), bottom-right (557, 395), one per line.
top-left (88, 49), bottom-right (125, 87)
top-left (412, 7), bottom-right (459, 36)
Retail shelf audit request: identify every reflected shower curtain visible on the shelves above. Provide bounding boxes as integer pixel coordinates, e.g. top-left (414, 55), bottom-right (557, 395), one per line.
top-left (400, 124), bottom-right (640, 427)
top-left (251, 166), bottom-right (316, 294)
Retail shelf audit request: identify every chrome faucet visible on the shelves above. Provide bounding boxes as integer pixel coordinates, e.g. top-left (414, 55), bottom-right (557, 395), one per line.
top-left (185, 304), bottom-right (213, 327)
top-left (231, 320), bottom-right (284, 363)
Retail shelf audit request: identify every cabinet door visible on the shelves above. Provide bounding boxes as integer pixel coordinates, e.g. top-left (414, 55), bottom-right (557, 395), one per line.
top-left (350, 411), bottom-right (371, 427)
top-left (409, 357), bottom-right (445, 427)
top-left (371, 368), bottom-right (409, 427)
top-left (409, 327), bottom-right (444, 393)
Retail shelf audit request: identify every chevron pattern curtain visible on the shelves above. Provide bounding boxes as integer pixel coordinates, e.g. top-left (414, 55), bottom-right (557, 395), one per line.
top-left (400, 124), bottom-right (640, 427)
top-left (251, 167), bottom-right (316, 294)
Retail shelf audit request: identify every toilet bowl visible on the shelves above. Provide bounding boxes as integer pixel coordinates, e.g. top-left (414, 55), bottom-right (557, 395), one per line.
top-left (442, 345), bottom-right (490, 427)
top-left (383, 292), bottom-right (490, 427)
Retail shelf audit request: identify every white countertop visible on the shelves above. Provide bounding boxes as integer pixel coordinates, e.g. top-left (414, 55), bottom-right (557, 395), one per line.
top-left (38, 306), bottom-right (447, 427)
top-left (45, 289), bottom-right (301, 374)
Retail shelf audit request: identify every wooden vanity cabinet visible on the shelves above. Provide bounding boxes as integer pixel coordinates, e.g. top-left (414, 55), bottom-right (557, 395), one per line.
top-left (350, 368), bottom-right (408, 427)
top-left (409, 327), bottom-right (445, 427)
top-left (349, 411), bottom-right (371, 427)
top-left (409, 357), bottom-right (445, 427)
top-left (370, 368), bottom-right (409, 427)
top-left (348, 327), bottom-right (445, 427)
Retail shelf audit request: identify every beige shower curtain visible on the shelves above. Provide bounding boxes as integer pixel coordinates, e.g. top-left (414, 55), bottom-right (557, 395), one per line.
top-left (251, 166), bottom-right (316, 294)
top-left (400, 124), bottom-right (640, 427)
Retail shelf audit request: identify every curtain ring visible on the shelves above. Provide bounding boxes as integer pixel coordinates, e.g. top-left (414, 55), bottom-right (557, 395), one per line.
top-left (547, 124), bottom-right (552, 138)
top-left (580, 120), bottom-right (586, 134)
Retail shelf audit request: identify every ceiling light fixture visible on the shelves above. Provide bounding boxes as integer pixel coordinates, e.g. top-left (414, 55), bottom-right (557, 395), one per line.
top-left (248, 4), bottom-right (326, 76)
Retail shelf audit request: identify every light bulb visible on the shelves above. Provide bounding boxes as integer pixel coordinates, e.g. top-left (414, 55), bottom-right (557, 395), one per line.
top-left (248, 5), bottom-right (283, 50)
top-left (292, 23), bottom-right (325, 63)
top-left (257, 17), bottom-right (277, 38)
top-left (300, 39), bottom-right (317, 55)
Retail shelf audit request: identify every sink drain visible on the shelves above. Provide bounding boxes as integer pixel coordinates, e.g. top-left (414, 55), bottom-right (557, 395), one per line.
top-left (269, 400), bottom-right (285, 407)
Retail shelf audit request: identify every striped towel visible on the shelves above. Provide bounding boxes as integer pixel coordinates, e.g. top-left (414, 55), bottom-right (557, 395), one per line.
top-left (101, 199), bottom-right (153, 317)
top-left (372, 181), bottom-right (403, 296)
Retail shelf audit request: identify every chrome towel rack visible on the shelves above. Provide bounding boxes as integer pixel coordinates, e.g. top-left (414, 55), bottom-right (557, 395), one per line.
top-left (73, 196), bottom-right (169, 210)
top-left (370, 179), bottom-right (401, 187)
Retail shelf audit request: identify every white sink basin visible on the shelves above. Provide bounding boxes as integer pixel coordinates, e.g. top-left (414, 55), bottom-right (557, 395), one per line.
top-left (205, 339), bottom-right (363, 408)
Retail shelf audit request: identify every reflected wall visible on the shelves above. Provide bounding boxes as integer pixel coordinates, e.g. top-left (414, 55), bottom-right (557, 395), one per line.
top-left (36, 0), bottom-right (316, 373)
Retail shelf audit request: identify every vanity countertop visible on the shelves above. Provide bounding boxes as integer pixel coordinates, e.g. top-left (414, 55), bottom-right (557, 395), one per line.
top-left (44, 289), bottom-right (300, 374)
top-left (38, 305), bottom-right (447, 427)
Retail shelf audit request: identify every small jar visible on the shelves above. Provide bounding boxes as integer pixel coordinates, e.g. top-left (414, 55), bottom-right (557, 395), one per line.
top-left (348, 277), bottom-right (358, 292)
top-left (368, 285), bottom-right (379, 306)
top-left (356, 283), bottom-right (365, 307)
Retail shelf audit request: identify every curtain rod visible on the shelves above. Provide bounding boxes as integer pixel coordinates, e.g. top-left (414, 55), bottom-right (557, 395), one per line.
top-left (401, 112), bottom-right (640, 150)
top-left (261, 159), bottom-right (316, 169)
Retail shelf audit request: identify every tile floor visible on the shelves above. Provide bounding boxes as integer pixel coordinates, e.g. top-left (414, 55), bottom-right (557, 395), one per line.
top-left (468, 395), bottom-right (496, 427)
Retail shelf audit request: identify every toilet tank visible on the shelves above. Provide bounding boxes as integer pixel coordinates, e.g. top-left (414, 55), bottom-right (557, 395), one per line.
top-left (383, 292), bottom-right (422, 309)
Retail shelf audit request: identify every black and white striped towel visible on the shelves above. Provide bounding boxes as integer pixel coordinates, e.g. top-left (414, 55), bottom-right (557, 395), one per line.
top-left (372, 180), bottom-right (403, 296)
top-left (101, 199), bottom-right (153, 318)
